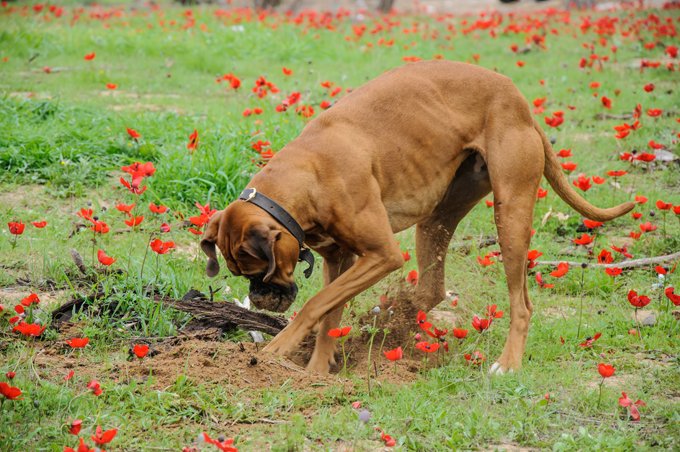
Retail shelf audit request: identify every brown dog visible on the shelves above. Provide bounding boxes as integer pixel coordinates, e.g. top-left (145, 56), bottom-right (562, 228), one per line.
top-left (201, 61), bottom-right (634, 374)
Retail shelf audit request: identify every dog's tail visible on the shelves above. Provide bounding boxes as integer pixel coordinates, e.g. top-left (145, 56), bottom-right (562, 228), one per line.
top-left (536, 121), bottom-right (635, 222)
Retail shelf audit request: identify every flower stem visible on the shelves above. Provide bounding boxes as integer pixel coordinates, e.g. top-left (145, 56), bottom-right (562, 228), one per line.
top-left (577, 267), bottom-right (586, 339)
top-left (139, 234), bottom-right (152, 282)
top-left (634, 307), bottom-right (643, 340)
top-left (597, 378), bottom-right (604, 408)
top-left (366, 315), bottom-right (378, 395)
top-left (341, 340), bottom-right (347, 375)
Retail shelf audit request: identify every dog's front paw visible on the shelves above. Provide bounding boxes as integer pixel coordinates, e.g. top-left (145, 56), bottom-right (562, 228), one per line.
top-left (261, 335), bottom-right (294, 356)
top-left (306, 358), bottom-right (332, 375)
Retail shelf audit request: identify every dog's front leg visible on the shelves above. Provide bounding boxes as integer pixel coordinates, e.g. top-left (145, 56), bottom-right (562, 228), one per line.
top-left (306, 250), bottom-right (357, 374)
top-left (262, 250), bottom-right (403, 358)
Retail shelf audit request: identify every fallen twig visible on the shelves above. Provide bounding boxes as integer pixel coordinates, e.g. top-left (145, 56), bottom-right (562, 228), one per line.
top-left (450, 236), bottom-right (497, 254)
top-left (536, 251), bottom-right (680, 269)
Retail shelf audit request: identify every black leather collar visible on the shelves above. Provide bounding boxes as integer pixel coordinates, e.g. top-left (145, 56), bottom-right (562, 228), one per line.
top-left (238, 188), bottom-right (315, 278)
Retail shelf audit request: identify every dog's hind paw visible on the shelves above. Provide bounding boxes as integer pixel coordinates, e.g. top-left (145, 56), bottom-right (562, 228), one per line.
top-left (489, 362), bottom-right (514, 376)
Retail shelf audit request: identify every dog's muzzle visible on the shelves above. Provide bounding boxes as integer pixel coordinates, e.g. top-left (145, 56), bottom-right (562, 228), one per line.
top-left (247, 275), bottom-right (298, 312)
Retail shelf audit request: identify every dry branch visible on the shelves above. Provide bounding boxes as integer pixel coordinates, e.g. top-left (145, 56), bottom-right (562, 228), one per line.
top-left (51, 288), bottom-right (288, 337)
top-left (535, 251), bottom-right (680, 269)
top-left (160, 294), bottom-right (288, 337)
top-left (70, 249), bottom-right (89, 275)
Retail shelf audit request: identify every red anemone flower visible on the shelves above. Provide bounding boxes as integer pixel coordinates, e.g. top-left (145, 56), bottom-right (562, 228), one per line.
top-left (561, 161), bottom-right (577, 172)
top-left (535, 272), bottom-right (554, 289)
top-left (639, 222), bottom-right (657, 233)
top-left (66, 337), bottom-right (89, 348)
top-left (605, 267), bottom-right (623, 277)
top-left (572, 174), bottom-right (591, 192)
top-left (611, 245), bottom-right (633, 258)
top-left (384, 346), bottom-right (403, 361)
top-left (120, 176), bottom-right (147, 195)
top-left (627, 290), bottom-right (651, 308)
top-left (0, 382), bottom-right (22, 400)
top-left (583, 219), bottom-right (604, 229)
top-left (21, 293), bottom-right (40, 306)
top-left (106, 83), bottom-right (117, 90)
top-left (116, 203), bottom-right (135, 214)
top-left (8, 221), bottom-right (25, 235)
top-left (556, 149), bottom-right (572, 158)
top-left (77, 208), bottom-right (94, 221)
top-left (537, 187), bottom-right (548, 198)
top-left (573, 233), bottom-right (594, 246)
top-left (121, 161), bottom-right (156, 178)
top-left (477, 255), bottom-right (495, 266)
top-left (202, 433), bottom-right (237, 452)
top-left (69, 419), bottom-right (83, 435)
top-left (187, 129), bottom-right (199, 152)
top-left (472, 315), bottom-right (491, 332)
top-left (606, 170), bottom-right (627, 177)
top-left (405, 269), bottom-right (418, 285)
top-left (655, 200), bottom-right (672, 210)
top-left (13, 321), bottom-right (46, 337)
top-left (416, 310), bottom-right (432, 331)
top-left (97, 249), bottom-right (115, 266)
top-left (635, 153), bottom-right (656, 162)
top-left (90, 220), bottom-right (109, 234)
top-left (126, 128), bottom-right (140, 139)
top-left (426, 326), bottom-right (448, 339)
top-left (597, 249), bottom-right (614, 264)
top-left (132, 344), bottom-right (149, 358)
top-left (464, 351), bottom-right (486, 366)
top-left (282, 67), bottom-right (292, 76)
top-left (124, 215), bottom-right (144, 227)
top-left (415, 341), bottom-right (440, 353)
top-left (91, 425), bottom-right (118, 445)
top-left (84, 52), bottom-right (95, 60)
top-left (64, 438), bottom-right (95, 452)
top-left (598, 363), bottom-right (615, 378)
top-left (643, 83), bottom-right (655, 92)
top-left (87, 380), bottom-right (103, 396)
top-left (327, 326), bottom-right (351, 338)
top-left (31, 221), bottom-right (47, 228)
top-left (486, 304), bottom-right (504, 319)
top-left (452, 328), bottom-right (468, 339)
top-left (150, 239), bottom-right (175, 254)
top-left (664, 287), bottom-right (680, 306)
top-left (619, 392), bottom-right (646, 421)
top-left (149, 202), bottom-right (168, 214)
top-left (550, 262), bottom-right (569, 278)
top-left (579, 332), bottom-right (602, 348)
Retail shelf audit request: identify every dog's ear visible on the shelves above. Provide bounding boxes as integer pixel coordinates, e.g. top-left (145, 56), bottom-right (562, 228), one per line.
top-left (241, 228), bottom-right (281, 283)
top-left (200, 210), bottom-right (224, 278)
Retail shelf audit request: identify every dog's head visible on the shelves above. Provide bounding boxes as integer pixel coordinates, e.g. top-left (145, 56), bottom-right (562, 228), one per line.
top-left (200, 202), bottom-right (300, 312)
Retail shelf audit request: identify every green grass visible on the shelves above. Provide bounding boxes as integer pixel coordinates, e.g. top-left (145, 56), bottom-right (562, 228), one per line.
top-left (1, 1), bottom-right (679, 451)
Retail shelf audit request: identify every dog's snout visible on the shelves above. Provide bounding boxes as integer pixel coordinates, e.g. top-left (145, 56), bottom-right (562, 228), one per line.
top-left (248, 274), bottom-right (297, 312)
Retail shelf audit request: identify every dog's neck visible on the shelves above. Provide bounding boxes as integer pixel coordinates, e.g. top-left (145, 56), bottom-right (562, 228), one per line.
top-left (246, 168), bottom-right (316, 235)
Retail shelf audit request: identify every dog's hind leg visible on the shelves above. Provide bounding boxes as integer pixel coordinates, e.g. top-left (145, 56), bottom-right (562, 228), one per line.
top-left (307, 247), bottom-right (357, 374)
top-left (415, 152), bottom-right (492, 312)
top-left (486, 127), bottom-right (543, 374)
